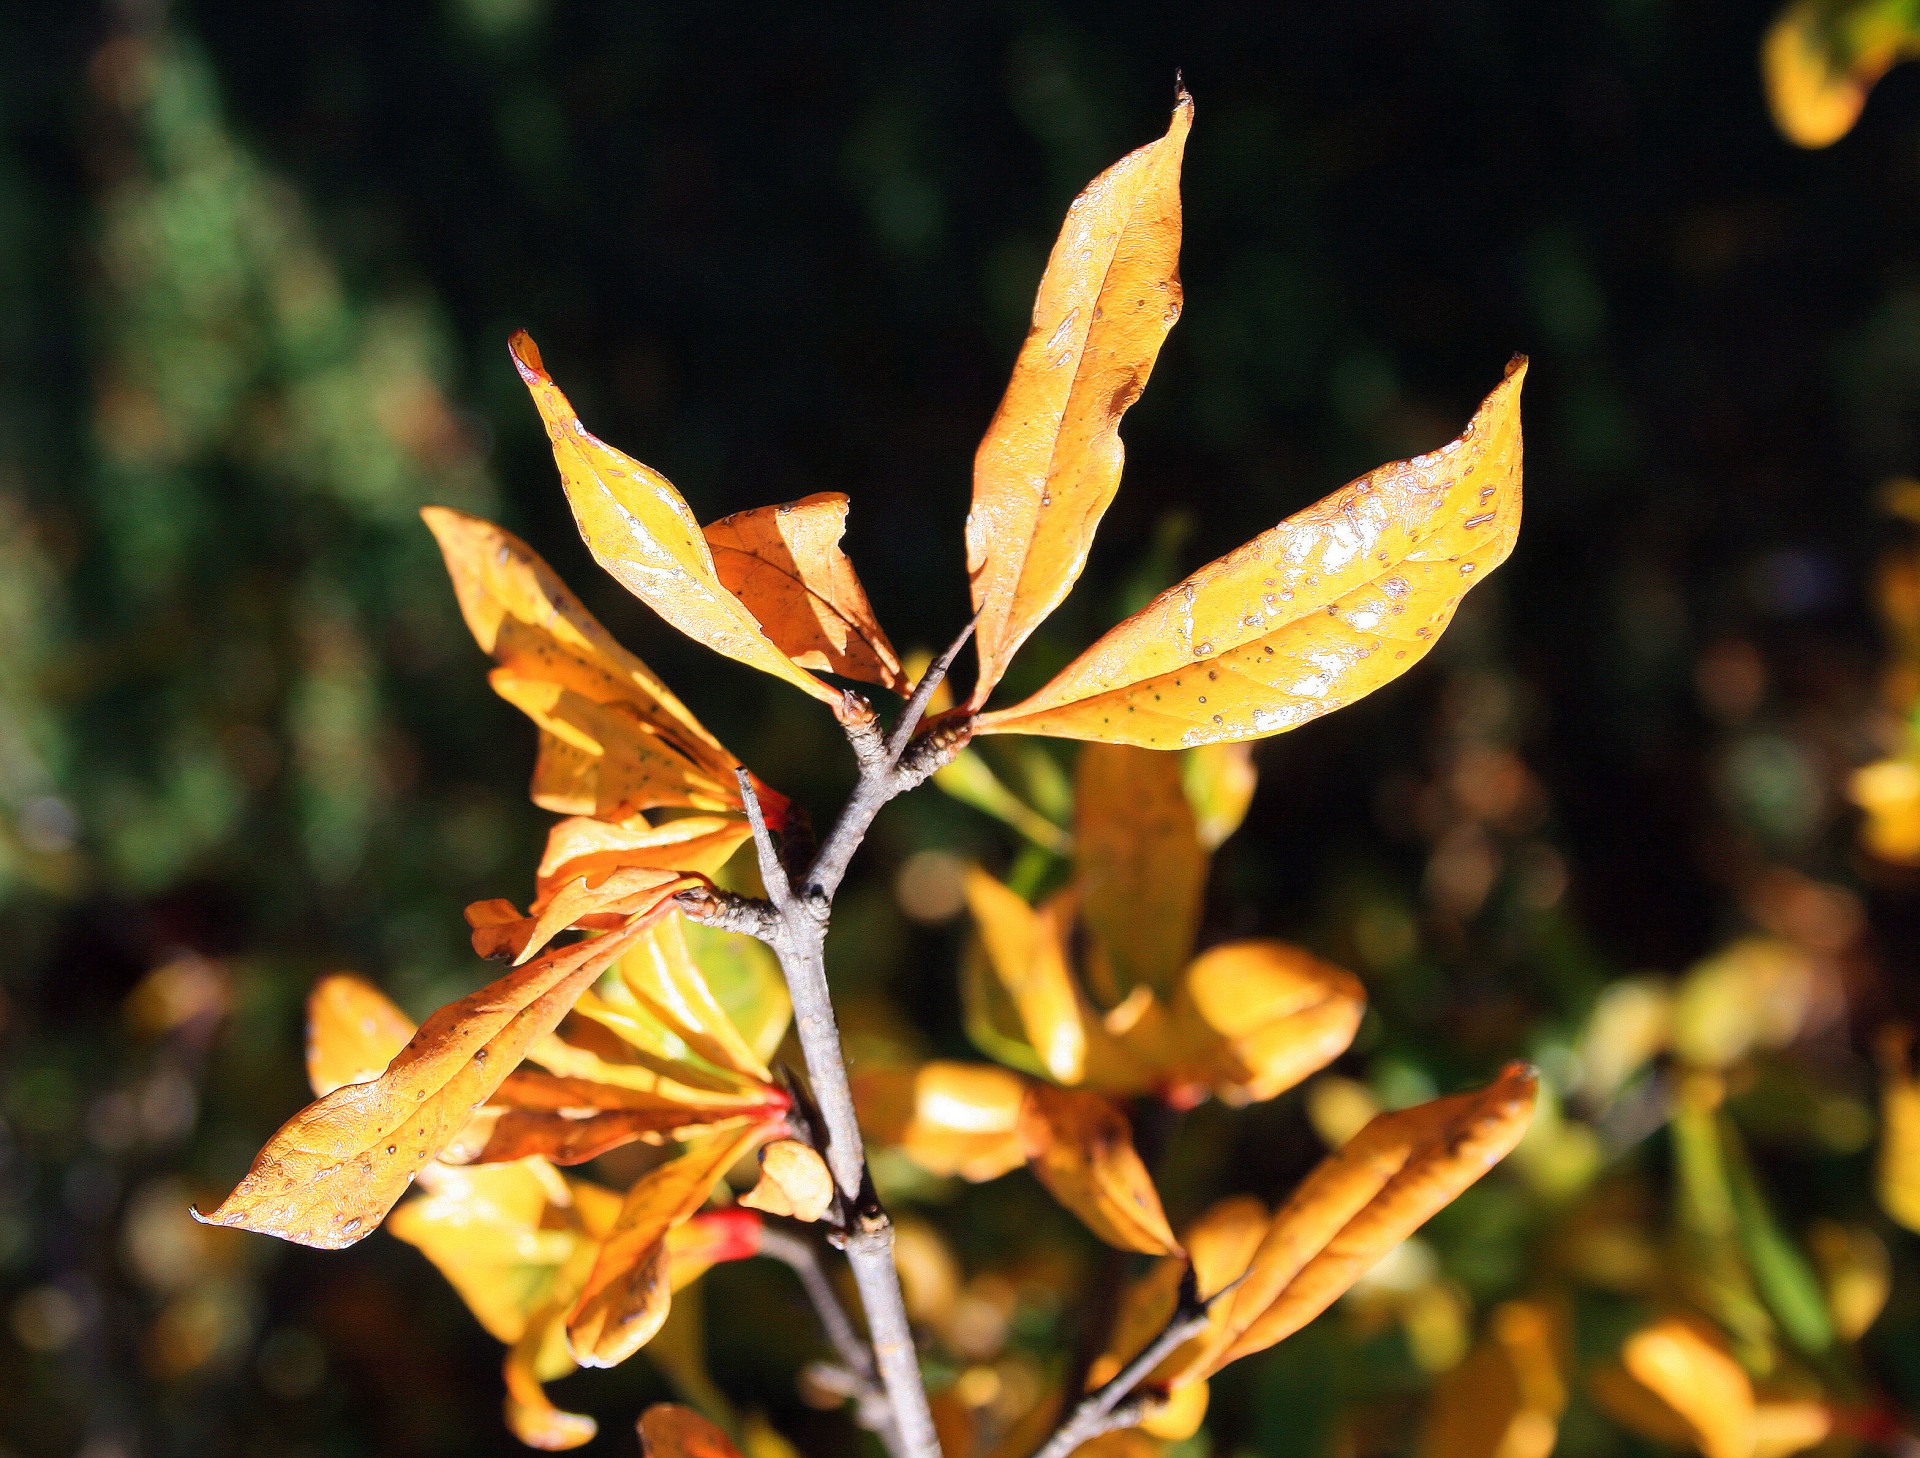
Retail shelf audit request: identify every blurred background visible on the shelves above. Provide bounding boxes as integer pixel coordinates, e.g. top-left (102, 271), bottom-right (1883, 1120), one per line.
top-left (5, 1), bottom-right (1920, 1455)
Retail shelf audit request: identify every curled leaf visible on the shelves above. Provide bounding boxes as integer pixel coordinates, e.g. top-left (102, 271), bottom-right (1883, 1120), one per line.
top-left (504, 1312), bottom-right (598, 1450)
top-left (739, 1138), bottom-right (834, 1222)
top-left (977, 359), bottom-right (1526, 747)
top-left (535, 816), bottom-right (751, 904)
top-left (703, 493), bottom-right (906, 691)
top-left (1018, 1082), bottom-right (1180, 1255)
top-left (1592, 1317), bottom-right (1754, 1458)
top-left (1173, 940), bottom-right (1366, 1105)
top-left (1076, 743), bottom-right (1206, 999)
top-left (1194, 1062), bottom-right (1538, 1375)
top-left (509, 331), bottom-right (834, 705)
top-left (638, 1404), bottom-right (745, 1458)
top-left (966, 92), bottom-right (1193, 707)
top-left (306, 973), bottom-right (415, 1097)
top-left (855, 1060), bottom-right (1032, 1182)
top-left (194, 924), bottom-right (652, 1249)
top-left (516, 868), bottom-right (698, 966)
top-left (965, 868), bottom-right (1089, 1083)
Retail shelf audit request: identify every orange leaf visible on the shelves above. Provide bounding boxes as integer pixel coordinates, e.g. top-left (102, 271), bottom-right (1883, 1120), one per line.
top-left (516, 868), bottom-right (698, 965)
top-left (638, 1405), bottom-right (745, 1458)
top-left (965, 868), bottom-right (1090, 1083)
top-left (193, 923), bottom-right (650, 1249)
top-left (1196, 1062), bottom-right (1537, 1374)
top-left (305, 974), bottom-right (416, 1097)
top-left (1419, 1301), bottom-right (1565, 1458)
top-left (854, 1061), bottom-right (1032, 1182)
top-left (567, 1123), bottom-right (770, 1367)
top-left (467, 897), bottom-right (535, 962)
top-left (422, 506), bottom-right (752, 819)
top-left (1592, 1316), bottom-right (1756, 1458)
top-left (738, 1138), bottom-right (834, 1222)
top-left (534, 816), bottom-right (749, 907)
top-left (509, 331), bottom-right (835, 705)
top-left (966, 92), bottom-right (1193, 708)
top-left (1172, 940), bottom-right (1367, 1105)
top-left (1019, 1083), bottom-right (1181, 1255)
top-left (1076, 744), bottom-right (1206, 999)
top-left (1763, 0), bottom-right (1920, 149)
top-left (703, 492), bottom-right (906, 692)
top-left (976, 358), bottom-right (1526, 747)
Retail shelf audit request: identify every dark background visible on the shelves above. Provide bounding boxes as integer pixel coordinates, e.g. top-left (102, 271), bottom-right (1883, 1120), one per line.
top-left (1, 2), bottom-right (1915, 1455)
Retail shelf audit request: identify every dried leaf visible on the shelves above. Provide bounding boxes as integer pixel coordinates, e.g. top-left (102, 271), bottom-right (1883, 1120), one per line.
top-left (965, 868), bottom-right (1089, 1083)
top-left (739, 1139), bottom-right (834, 1222)
top-left (1195, 1062), bottom-right (1537, 1374)
top-left (965, 93), bottom-right (1193, 707)
top-left (703, 493), bottom-right (906, 691)
top-left (306, 974), bottom-right (415, 1097)
top-left (422, 506), bottom-right (753, 820)
top-left (1019, 1083), bottom-right (1180, 1255)
top-left (509, 331), bottom-right (834, 705)
top-left (977, 359), bottom-right (1526, 747)
top-left (1076, 743), bottom-right (1205, 998)
top-left (639, 1405), bottom-right (745, 1458)
top-left (567, 1123), bottom-right (769, 1367)
top-left (1419, 1301), bottom-right (1565, 1458)
top-left (193, 923), bottom-right (649, 1249)
top-left (1764, 0), bottom-right (1920, 148)
top-left (1172, 940), bottom-right (1366, 1104)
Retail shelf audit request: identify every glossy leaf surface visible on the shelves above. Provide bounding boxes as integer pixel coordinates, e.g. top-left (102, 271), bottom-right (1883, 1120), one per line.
top-left (965, 868), bottom-right (1088, 1083)
top-left (1172, 940), bottom-right (1367, 1105)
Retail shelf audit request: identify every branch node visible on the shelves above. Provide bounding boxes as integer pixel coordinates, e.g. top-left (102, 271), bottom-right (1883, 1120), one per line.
top-left (887, 612), bottom-right (978, 761)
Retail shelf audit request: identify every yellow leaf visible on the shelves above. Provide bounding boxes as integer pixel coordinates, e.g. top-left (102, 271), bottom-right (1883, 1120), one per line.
top-left (1763, 0), bottom-right (1920, 148)
top-left (517, 868), bottom-right (699, 965)
top-left (1751, 1402), bottom-right (1832, 1458)
top-left (1419, 1301), bottom-right (1565, 1458)
top-left (615, 911), bottom-right (780, 1086)
top-left (194, 924), bottom-right (652, 1249)
top-left (976, 359), bottom-right (1526, 747)
top-left (703, 492), bottom-right (906, 691)
top-left (1018, 1082), bottom-right (1181, 1255)
top-left (421, 506), bottom-right (747, 819)
top-left (1594, 1316), bottom-right (1755, 1458)
top-left (854, 1061), bottom-right (1032, 1182)
top-left (505, 1309), bottom-right (598, 1450)
top-left (443, 1064), bottom-right (766, 1167)
top-left (965, 868), bottom-right (1090, 1083)
top-left (1172, 940), bottom-right (1366, 1105)
top-left (305, 973), bottom-right (415, 1097)
top-left (1075, 744), bottom-right (1205, 999)
top-left (1876, 1025), bottom-right (1920, 1232)
top-left (567, 1123), bottom-right (769, 1367)
top-left (1182, 741), bottom-right (1258, 850)
top-left (1851, 757), bottom-right (1920, 863)
top-left (965, 92), bottom-right (1193, 708)
top-left (536, 816), bottom-right (750, 903)
top-left (738, 1139), bottom-right (834, 1222)
top-left (509, 331), bottom-right (835, 705)
top-left (1194, 1062), bottom-right (1538, 1374)
top-left (639, 1404), bottom-right (745, 1458)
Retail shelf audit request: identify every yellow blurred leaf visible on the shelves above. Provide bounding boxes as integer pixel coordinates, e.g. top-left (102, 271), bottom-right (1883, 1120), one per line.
top-left (1182, 742), bottom-right (1258, 850)
top-left (1807, 1220), bottom-right (1890, 1341)
top-left (1595, 1316), bottom-right (1755, 1458)
top-left (1193, 1062), bottom-right (1538, 1375)
top-left (965, 93), bottom-right (1192, 708)
top-left (639, 1404), bottom-right (746, 1458)
top-left (1876, 1025), bottom-right (1920, 1232)
top-left (703, 492), bottom-right (906, 692)
top-left (194, 923), bottom-right (651, 1249)
top-left (615, 912), bottom-right (782, 1086)
top-left (1018, 1082), bottom-right (1180, 1255)
top-left (738, 1139), bottom-right (833, 1222)
top-left (508, 331), bottom-right (834, 706)
top-left (855, 1061), bottom-right (1031, 1182)
top-left (1763, 0), bottom-right (1920, 148)
top-left (1172, 940), bottom-right (1366, 1105)
top-left (976, 359), bottom-right (1526, 747)
top-left (1419, 1301), bottom-right (1564, 1458)
top-left (305, 973), bottom-right (415, 1097)
top-left (965, 868), bottom-right (1090, 1083)
top-left (1076, 744), bottom-right (1205, 999)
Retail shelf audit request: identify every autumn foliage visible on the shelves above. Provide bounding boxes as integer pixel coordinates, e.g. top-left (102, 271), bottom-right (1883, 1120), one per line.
top-left (195, 90), bottom-right (1539, 1457)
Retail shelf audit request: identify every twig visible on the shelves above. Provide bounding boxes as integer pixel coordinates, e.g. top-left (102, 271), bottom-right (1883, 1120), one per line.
top-left (1029, 1268), bottom-right (1214, 1458)
top-left (756, 1225), bottom-right (903, 1454)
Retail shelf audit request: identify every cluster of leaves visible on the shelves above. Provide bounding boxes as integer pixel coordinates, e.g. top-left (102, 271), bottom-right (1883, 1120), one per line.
top-left (187, 92), bottom-right (1538, 1457)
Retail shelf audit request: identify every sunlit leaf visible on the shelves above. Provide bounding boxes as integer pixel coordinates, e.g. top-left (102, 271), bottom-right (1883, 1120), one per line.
top-left (933, 747), bottom-right (1074, 854)
top-left (1171, 940), bottom-right (1367, 1105)
top-left (305, 973), bottom-right (415, 1097)
top-left (1763, 0), bottom-right (1920, 148)
top-left (639, 1404), bottom-right (746, 1458)
top-left (702, 492), bottom-right (906, 692)
top-left (516, 868), bottom-right (699, 965)
top-left (1018, 1082), bottom-right (1181, 1255)
top-left (854, 1060), bottom-right (1032, 1182)
top-left (976, 359), bottom-right (1526, 747)
top-left (1193, 1062), bottom-right (1538, 1374)
top-left (681, 921), bottom-right (791, 1067)
top-left (508, 331), bottom-right (835, 705)
top-left (1075, 743), bottom-right (1205, 1000)
top-left (194, 923), bottom-right (652, 1248)
top-left (421, 506), bottom-right (759, 820)
top-left (965, 868), bottom-right (1090, 1083)
top-left (567, 1124), bottom-right (769, 1367)
top-left (1876, 1025), bottom-right (1920, 1232)
top-left (536, 816), bottom-right (750, 903)
top-left (615, 912), bottom-right (783, 1085)
top-left (965, 92), bottom-right (1193, 707)
top-left (1591, 1316), bottom-right (1756, 1458)
top-left (1419, 1301), bottom-right (1564, 1458)
top-left (738, 1139), bottom-right (834, 1222)
top-left (1182, 742), bottom-right (1258, 850)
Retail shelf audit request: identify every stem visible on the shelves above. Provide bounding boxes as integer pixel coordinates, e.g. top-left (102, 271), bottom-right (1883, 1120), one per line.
top-left (756, 1226), bottom-right (903, 1456)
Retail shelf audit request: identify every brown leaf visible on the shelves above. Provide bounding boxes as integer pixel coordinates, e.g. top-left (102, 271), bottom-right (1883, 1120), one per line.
top-left (1194, 1062), bottom-right (1537, 1374)
top-left (703, 492), bottom-right (906, 692)
top-left (422, 506), bottom-right (765, 821)
top-left (305, 974), bottom-right (415, 1097)
top-left (1171, 940), bottom-right (1366, 1105)
top-left (1019, 1083), bottom-right (1180, 1255)
top-left (193, 923), bottom-right (650, 1249)
top-left (567, 1123), bottom-right (769, 1367)
top-left (509, 332), bottom-right (836, 705)
top-left (965, 92), bottom-right (1193, 707)
top-left (738, 1138), bottom-right (834, 1222)
top-left (638, 1405), bottom-right (745, 1458)
top-left (976, 359), bottom-right (1526, 747)
top-left (1076, 743), bottom-right (1205, 999)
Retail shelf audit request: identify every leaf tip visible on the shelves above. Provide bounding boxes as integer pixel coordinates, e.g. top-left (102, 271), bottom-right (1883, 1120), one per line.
top-left (508, 328), bottom-right (547, 382)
